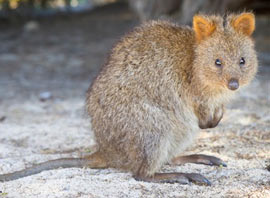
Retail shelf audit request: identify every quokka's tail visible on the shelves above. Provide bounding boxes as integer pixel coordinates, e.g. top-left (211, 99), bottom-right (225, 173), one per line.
top-left (0, 151), bottom-right (107, 182)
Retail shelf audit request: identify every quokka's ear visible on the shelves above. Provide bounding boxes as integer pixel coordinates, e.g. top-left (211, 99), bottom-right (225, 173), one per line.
top-left (230, 13), bottom-right (255, 36)
top-left (193, 15), bottom-right (216, 42)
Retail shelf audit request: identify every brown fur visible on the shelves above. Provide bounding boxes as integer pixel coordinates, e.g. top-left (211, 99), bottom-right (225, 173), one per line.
top-left (86, 13), bottom-right (258, 177)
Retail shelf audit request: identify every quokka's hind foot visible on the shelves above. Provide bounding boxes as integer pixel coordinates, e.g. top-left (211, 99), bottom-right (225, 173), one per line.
top-left (134, 172), bottom-right (211, 186)
top-left (171, 154), bottom-right (227, 167)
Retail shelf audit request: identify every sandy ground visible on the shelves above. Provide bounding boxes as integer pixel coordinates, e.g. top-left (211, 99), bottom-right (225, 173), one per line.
top-left (0, 3), bottom-right (270, 198)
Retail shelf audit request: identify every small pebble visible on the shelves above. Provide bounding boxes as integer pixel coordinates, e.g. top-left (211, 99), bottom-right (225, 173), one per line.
top-left (266, 165), bottom-right (270, 172)
top-left (39, 91), bottom-right (52, 102)
top-left (266, 159), bottom-right (270, 171)
top-left (24, 21), bottom-right (40, 32)
top-left (0, 116), bottom-right (6, 122)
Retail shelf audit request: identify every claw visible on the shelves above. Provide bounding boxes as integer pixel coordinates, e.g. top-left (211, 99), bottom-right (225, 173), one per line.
top-left (184, 173), bottom-right (211, 186)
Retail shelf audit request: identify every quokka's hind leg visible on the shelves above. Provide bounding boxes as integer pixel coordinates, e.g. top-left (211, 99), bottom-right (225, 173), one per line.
top-left (171, 154), bottom-right (227, 167)
top-left (134, 172), bottom-right (211, 185)
top-left (130, 138), bottom-right (211, 186)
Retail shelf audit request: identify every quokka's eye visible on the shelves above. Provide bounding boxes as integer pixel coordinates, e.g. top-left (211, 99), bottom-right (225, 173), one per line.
top-left (240, 57), bottom-right (245, 66)
top-left (215, 59), bottom-right (222, 67)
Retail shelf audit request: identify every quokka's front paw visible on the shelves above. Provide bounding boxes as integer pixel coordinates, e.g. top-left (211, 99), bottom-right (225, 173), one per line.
top-left (210, 106), bottom-right (224, 128)
top-left (199, 106), bottom-right (224, 129)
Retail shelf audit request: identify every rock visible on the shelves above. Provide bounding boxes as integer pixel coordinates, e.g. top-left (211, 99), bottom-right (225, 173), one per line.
top-left (39, 92), bottom-right (52, 102)
top-left (0, 116), bottom-right (6, 122)
top-left (24, 21), bottom-right (40, 33)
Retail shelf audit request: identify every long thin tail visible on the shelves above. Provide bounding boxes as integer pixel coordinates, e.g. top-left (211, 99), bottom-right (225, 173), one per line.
top-left (0, 152), bottom-right (107, 182)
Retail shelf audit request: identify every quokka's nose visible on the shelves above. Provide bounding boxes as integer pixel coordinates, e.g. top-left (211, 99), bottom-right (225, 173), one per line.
top-left (228, 79), bottom-right (239, 90)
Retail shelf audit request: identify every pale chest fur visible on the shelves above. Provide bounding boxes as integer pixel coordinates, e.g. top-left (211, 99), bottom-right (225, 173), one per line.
top-left (149, 90), bottom-right (200, 171)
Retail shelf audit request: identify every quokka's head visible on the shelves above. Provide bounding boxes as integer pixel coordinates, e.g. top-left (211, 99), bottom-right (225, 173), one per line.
top-left (192, 12), bottom-right (258, 92)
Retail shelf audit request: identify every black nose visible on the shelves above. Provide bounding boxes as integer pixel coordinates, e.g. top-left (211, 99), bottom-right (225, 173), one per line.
top-left (228, 79), bottom-right (239, 90)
